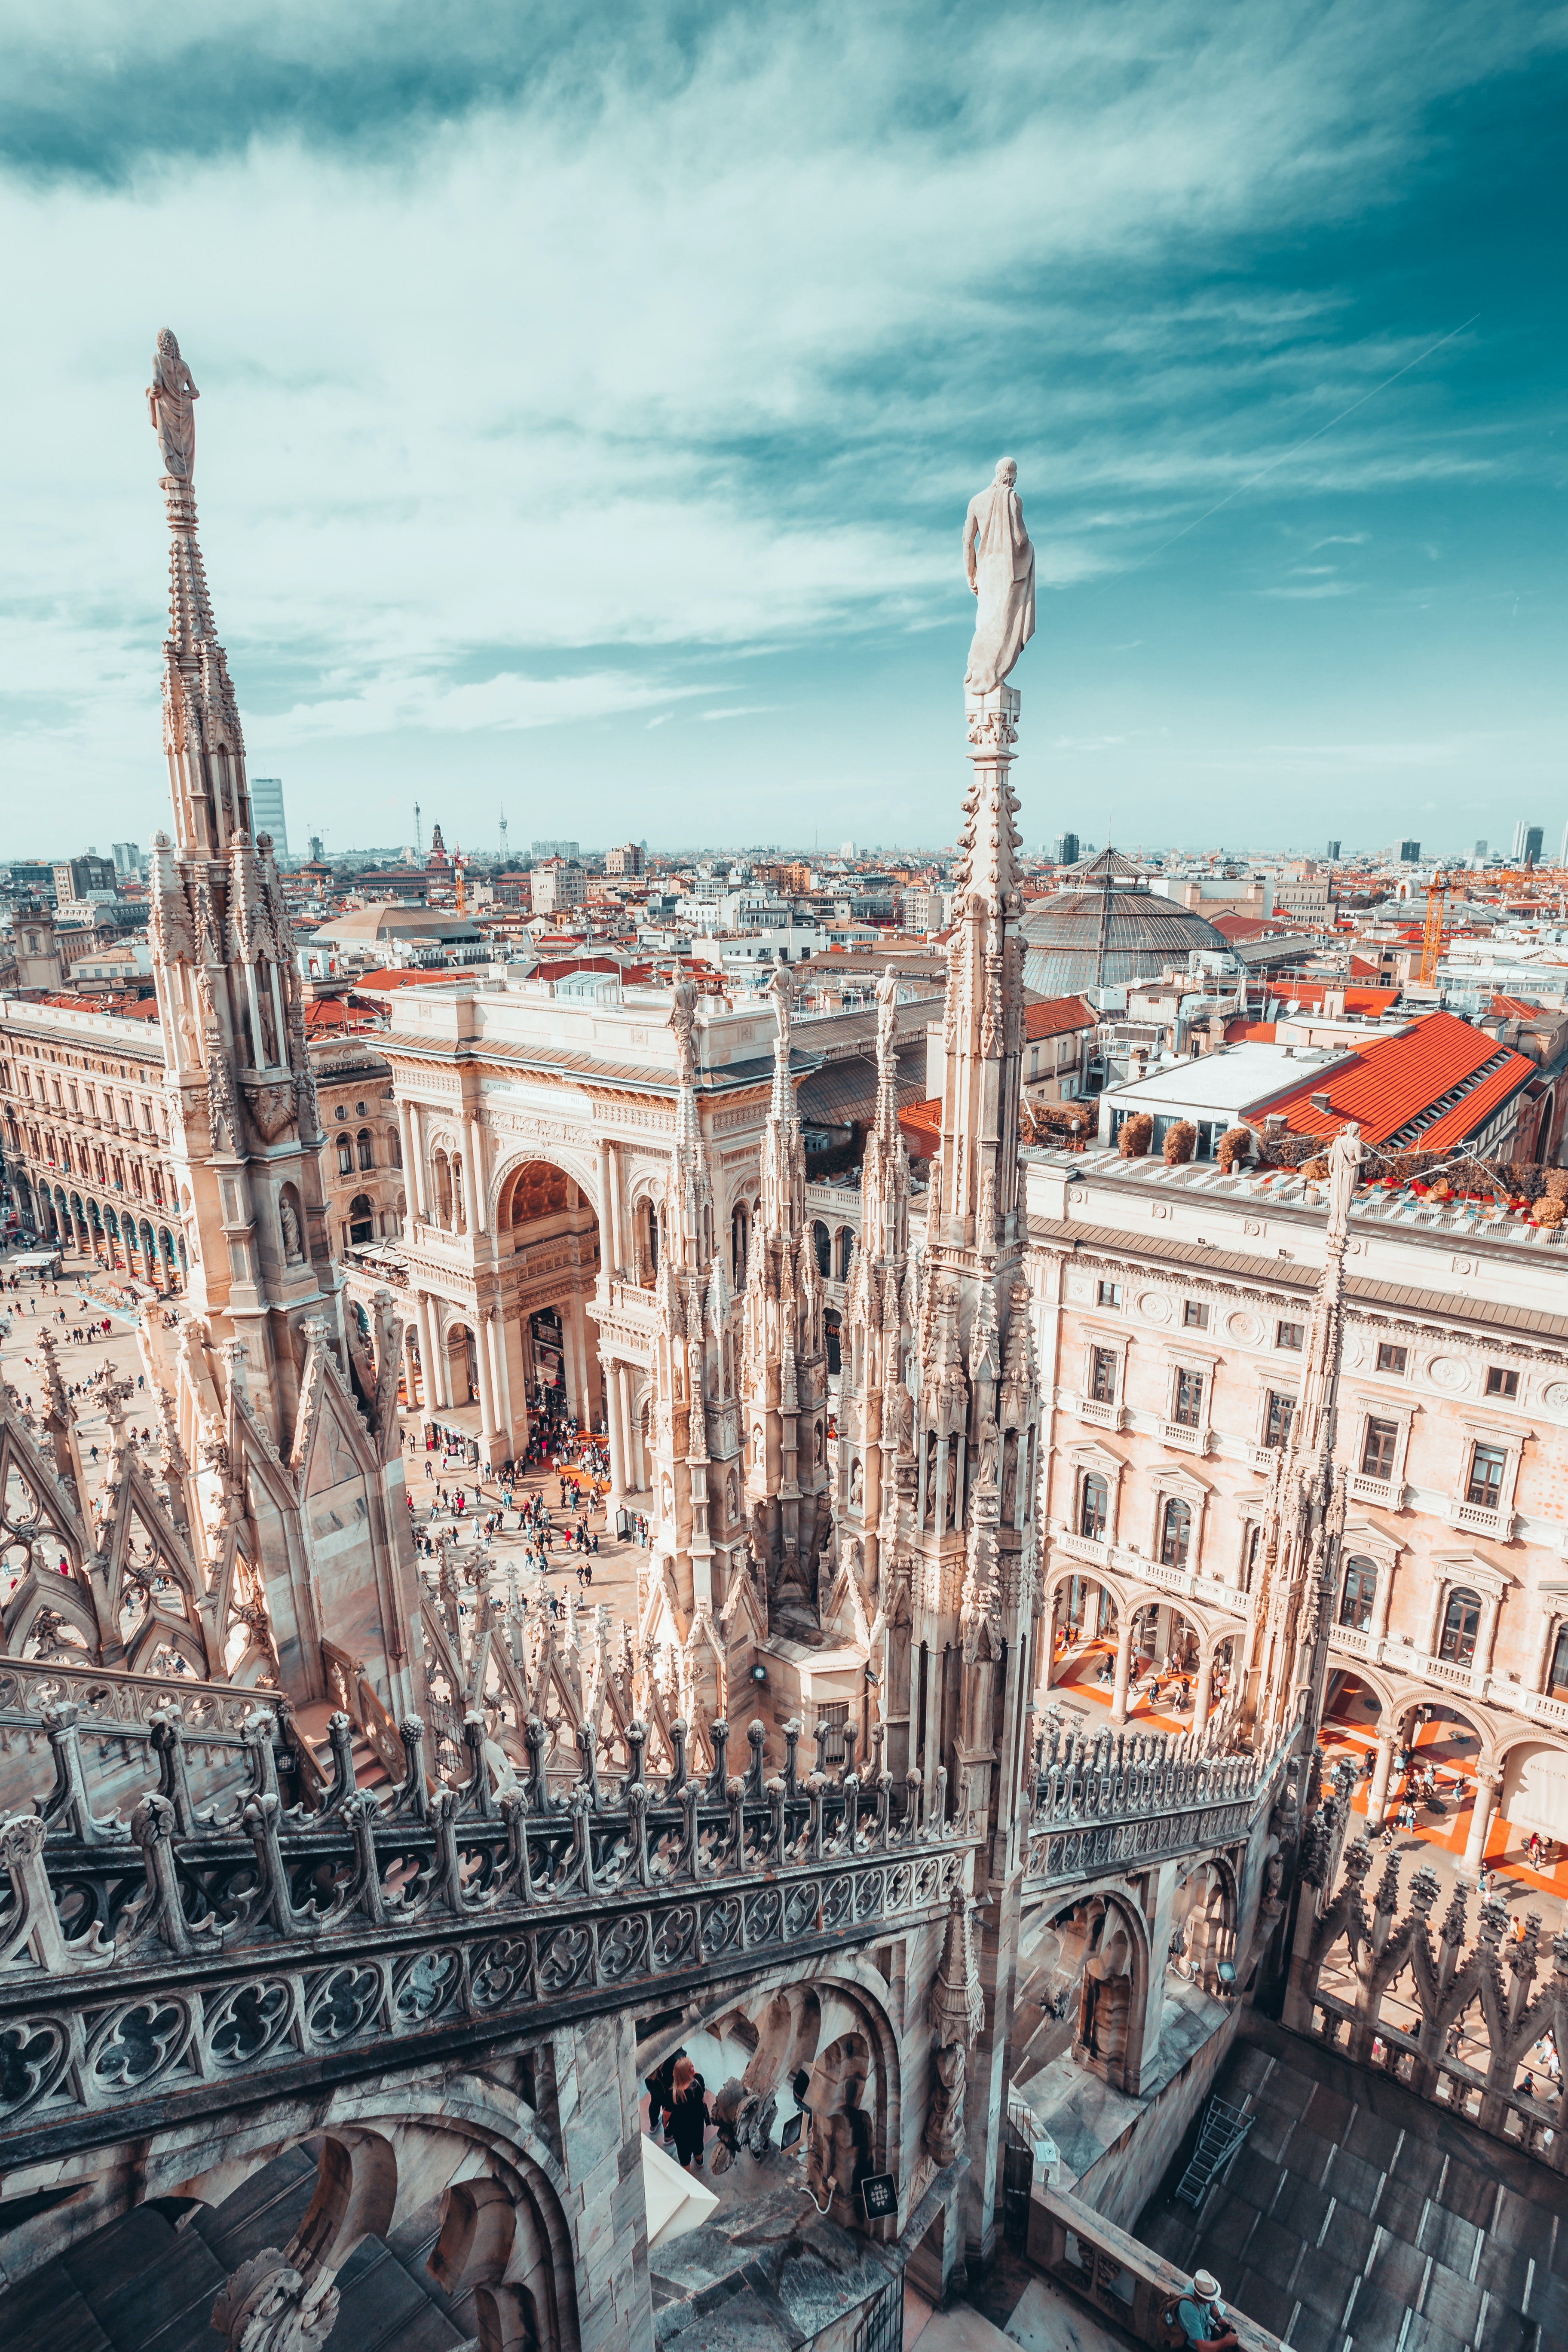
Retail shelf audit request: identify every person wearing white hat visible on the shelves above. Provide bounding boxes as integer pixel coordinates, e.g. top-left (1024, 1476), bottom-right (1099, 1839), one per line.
top-left (1177, 2271), bottom-right (1239, 2350)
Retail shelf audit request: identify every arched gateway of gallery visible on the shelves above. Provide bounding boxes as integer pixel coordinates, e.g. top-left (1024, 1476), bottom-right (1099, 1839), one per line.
top-left (368, 974), bottom-right (790, 1485)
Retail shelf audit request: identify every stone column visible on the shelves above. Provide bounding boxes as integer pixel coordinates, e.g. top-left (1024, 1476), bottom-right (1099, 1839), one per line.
top-left (467, 1115), bottom-right (487, 1235)
top-left (1367, 1730), bottom-right (1395, 1829)
top-left (607, 1139), bottom-right (625, 1271)
top-left (1370, 1558), bottom-right (1394, 1642)
top-left (1043, 1578), bottom-right (1060, 1691)
top-left (628, 1369), bottom-right (646, 1491)
top-left (407, 1102), bottom-right (428, 1223)
top-left (402, 1318), bottom-right (421, 1409)
top-left (478, 1309), bottom-right (505, 1465)
top-left (1474, 1590), bottom-right (1502, 1683)
top-left (1461, 1768), bottom-right (1503, 1877)
top-left (1191, 1643), bottom-right (1211, 1737)
top-left (567, 1288), bottom-right (591, 1425)
top-left (605, 1356), bottom-right (627, 1506)
top-left (420, 1293), bottom-right (447, 1412)
top-left (1420, 1576), bottom-right (1446, 1662)
top-left (1110, 1617), bottom-right (1134, 1726)
top-left (459, 1138), bottom-right (481, 1238)
top-left (1530, 1608), bottom-right (1559, 1695)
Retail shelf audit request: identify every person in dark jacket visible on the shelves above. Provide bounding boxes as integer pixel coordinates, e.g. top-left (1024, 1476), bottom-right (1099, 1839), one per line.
top-left (667, 2056), bottom-right (710, 2170)
top-left (645, 2048), bottom-right (683, 2137)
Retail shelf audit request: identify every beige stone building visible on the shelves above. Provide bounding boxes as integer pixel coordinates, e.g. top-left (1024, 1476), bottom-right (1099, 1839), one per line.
top-left (1025, 1142), bottom-right (1568, 1854)
top-left (314, 1034), bottom-right (406, 1253)
top-left (0, 995), bottom-right (184, 1283)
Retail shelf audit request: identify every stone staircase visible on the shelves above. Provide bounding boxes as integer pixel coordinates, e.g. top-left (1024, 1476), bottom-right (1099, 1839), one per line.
top-left (294, 1697), bottom-right (398, 1796)
top-left (1, 2144), bottom-right (476, 2352)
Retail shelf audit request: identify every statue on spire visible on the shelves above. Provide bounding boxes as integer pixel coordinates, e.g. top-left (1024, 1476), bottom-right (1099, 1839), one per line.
top-left (147, 329), bottom-right (199, 482)
top-left (962, 457), bottom-right (1035, 695)
top-left (875, 964), bottom-right (900, 1072)
top-left (765, 959), bottom-right (794, 1054)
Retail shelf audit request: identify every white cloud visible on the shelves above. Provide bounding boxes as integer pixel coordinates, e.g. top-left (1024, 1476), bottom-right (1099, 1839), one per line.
top-left (0, 2), bottom-right (1559, 844)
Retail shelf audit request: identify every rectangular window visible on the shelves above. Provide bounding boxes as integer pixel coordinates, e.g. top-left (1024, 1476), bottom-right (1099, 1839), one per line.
top-left (1485, 1366), bottom-right (1519, 1399)
top-left (1182, 1300), bottom-right (1210, 1330)
top-left (816, 1701), bottom-right (849, 1766)
top-left (1097, 1280), bottom-right (1121, 1308)
top-left (1276, 1320), bottom-right (1304, 1351)
top-left (1173, 1369), bottom-right (1204, 1427)
top-left (1376, 1342), bottom-right (1408, 1375)
top-left (1361, 1418), bottom-right (1398, 1479)
top-left (1265, 1392), bottom-right (1295, 1447)
top-left (1089, 1347), bottom-right (1118, 1404)
top-left (1466, 1443), bottom-right (1507, 1509)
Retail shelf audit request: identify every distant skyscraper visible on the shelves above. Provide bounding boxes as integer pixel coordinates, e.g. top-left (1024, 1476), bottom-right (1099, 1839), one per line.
top-left (111, 841), bottom-right (140, 878)
top-left (250, 777), bottom-right (288, 858)
top-left (1324, 839), bottom-right (1341, 860)
top-left (1560, 820), bottom-right (1568, 868)
top-left (1522, 825), bottom-right (1544, 868)
top-left (1398, 840), bottom-right (1421, 863)
top-left (1474, 839), bottom-right (1487, 860)
top-left (1053, 831), bottom-right (1080, 866)
top-left (533, 839), bottom-right (579, 860)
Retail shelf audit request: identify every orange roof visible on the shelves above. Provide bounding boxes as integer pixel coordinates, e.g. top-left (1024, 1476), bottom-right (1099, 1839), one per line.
top-left (535, 956), bottom-right (652, 986)
top-left (1267, 980), bottom-right (1399, 1016)
top-left (1266, 1010), bottom-right (1535, 1151)
top-left (350, 967), bottom-right (477, 992)
top-left (1209, 913), bottom-right (1277, 942)
top-left (303, 997), bottom-right (377, 1031)
top-left (898, 1098), bottom-right (943, 1155)
top-left (1491, 992), bottom-right (1547, 1019)
top-left (40, 991), bottom-right (160, 1018)
top-left (1022, 993), bottom-right (1096, 1041)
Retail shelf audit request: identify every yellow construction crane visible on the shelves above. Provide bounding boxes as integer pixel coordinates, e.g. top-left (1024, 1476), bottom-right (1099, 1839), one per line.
top-left (1418, 875), bottom-right (1447, 985)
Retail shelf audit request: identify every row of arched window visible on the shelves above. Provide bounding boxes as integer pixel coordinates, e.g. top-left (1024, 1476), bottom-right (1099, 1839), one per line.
top-left (1075, 1474), bottom-right (1507, 1677)
top-left (337, 1127), bottom-right (398, 1175)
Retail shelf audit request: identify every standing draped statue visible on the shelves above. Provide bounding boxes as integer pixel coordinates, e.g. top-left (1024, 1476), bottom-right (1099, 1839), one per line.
top-left (147, 329), bottom-right (199, 482)
top-left (875, 963), bottom-right (899, 1069)
top-left (962, 457), bottom-right (1035, 694)
top-left (766, 960), bottom-right (794, 1053)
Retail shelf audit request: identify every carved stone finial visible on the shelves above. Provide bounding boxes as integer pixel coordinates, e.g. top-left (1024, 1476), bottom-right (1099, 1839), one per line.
top-left (928, 1887), bottom-right (985, 2048)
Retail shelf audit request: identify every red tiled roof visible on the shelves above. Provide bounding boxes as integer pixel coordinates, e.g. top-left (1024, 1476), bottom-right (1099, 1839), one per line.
top-left (1266, 1010), bottom-right (1536, 1151)
top-left (1209, 914), bottom-right (1276, 942)
top-left (351, 967), bottom-right (477, 991)
top-left (1022, 993), bottom-right (1096, 1041)
top-left (303, 998), bottom-right (378, 1031)
top-left (1267, 980), bottom-right (1399, 1016)
top-left (898, 1098), bottom-right (943, 1155)
top-left (535, 956), bottom-right (653, 986)
top-left (1491, 993), bottom-right (1546, 1019)
top-left (39, 992), bottom-right (160, 1018)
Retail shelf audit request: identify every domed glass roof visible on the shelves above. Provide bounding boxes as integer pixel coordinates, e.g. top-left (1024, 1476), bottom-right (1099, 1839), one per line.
top-left (1021, 858), bottom-right (1243, 995)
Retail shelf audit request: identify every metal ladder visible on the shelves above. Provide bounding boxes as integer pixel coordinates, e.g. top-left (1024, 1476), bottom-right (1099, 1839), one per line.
top-left (1174, 2094), bottom-right (1254, 2208)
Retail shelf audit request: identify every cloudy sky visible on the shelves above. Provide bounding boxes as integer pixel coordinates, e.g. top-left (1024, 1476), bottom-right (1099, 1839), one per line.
top-left (3, 2), bottom-right (1563, 859)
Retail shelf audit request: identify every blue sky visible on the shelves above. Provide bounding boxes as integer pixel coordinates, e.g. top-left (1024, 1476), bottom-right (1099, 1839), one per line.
top-left (2, 1), bottom-right (1563, 859)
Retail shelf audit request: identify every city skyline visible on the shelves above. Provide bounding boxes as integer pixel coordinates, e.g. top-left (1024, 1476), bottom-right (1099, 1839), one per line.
top-left (1, 4), bottom-right (1563, 854)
